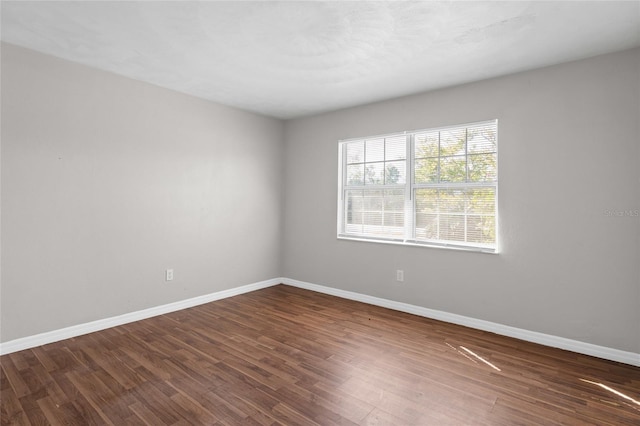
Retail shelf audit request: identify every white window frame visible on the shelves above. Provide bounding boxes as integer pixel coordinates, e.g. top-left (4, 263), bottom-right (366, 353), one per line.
top-left (337, 120), bottom-right (498, 254)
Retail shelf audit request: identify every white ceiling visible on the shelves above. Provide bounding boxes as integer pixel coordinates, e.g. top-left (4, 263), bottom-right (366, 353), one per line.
top-left (2, 1), bottom-right (639, 119)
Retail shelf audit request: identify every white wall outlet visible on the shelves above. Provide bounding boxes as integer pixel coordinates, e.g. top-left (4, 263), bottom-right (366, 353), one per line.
top-left (166, 269), bottom-right (174, 281)
top-left (396, 269), bottom-right (404, 282)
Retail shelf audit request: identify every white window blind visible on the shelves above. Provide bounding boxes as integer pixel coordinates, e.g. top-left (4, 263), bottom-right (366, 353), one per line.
top-left (338, 120), bottom-right (498, 253)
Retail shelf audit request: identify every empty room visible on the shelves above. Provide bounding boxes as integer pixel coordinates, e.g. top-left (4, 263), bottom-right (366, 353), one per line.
top-left (1, 1), bottom-right (639, 425)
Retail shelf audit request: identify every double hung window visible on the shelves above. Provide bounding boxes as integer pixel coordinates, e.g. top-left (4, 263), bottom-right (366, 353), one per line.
top-left (337, 120), bottom-right (498, 253)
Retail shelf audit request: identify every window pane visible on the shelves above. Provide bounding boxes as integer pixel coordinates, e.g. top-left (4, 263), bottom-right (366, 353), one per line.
top-left (468, 153), bottom-right (496, 182)
top-left (365, 163), bottom-right (384, 185)
top-left (347, 164), bottom-right (364, 185)
top-left (385, 161), bottom-right (405, 184)
top-left (382, 189), bottom-right (405, 237)
top-left (365, 138), bottom-right (384, 163)
top-left (415, 131), bottom-right (439, 158)
top-left (440, 128), bottom-right (466, 156)
top-left (346, 141), bottom-right (365, 164)
top-left (345, 190), bottom-right (364, 234)
top-left (439, 189), bottom-right (465, 214)
top-left (385, 136), bottom-right (406, 160)
top-left (384, 189), bottom-right (405, 209)
top-left (440, 214), bottom-right (465, 242)
top-left (467, 124), bottom-right (497, 154)
top-left (384, 212), bottom-right (404, 228)
top-left (415, 213), bottom-right (438, 240)
top-left (363, 211), bottom-right (382, 228)
top-left (415, 188), bottom-right (496, 245)
top-left (467, 215), bottom-right (495, 244)
top-left (415, 188), bottom-right (438, 212)
top-left (415, 189), bottom-right (438, 241)
top-left (415, 158), bottom-right (438, 183)
top-left (364, 189), bottom-right (383, 211)
top-left (440, 156), bottom-right (466, 182)
top-left (346, 190), bottom-right (363, 216)
top-left (467, 188), bottom-right (495, 214)
top-left (345, 189), bottom-right (404, 238)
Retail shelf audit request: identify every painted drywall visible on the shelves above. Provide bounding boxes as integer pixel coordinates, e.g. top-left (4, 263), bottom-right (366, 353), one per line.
top-left (1, 43), bottom-right (284, 342)
top-left (282, 48), bottom-right (640, 353)
top-left (2, 42), bottom-right (638, 357)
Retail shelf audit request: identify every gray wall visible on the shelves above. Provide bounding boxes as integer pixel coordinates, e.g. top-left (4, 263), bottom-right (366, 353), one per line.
top-left (1, 43), bottom-right (284, 341)
top-left (282, 48), bottom-right (640, 353)
top-left (2, 42), bottom-right (638, 355)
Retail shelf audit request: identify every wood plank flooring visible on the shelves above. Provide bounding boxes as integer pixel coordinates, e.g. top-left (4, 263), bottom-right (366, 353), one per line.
top-left (1, 284), bottom-right (639, 425)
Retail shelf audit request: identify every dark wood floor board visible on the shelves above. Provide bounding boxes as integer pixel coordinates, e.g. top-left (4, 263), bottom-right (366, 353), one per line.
top-left (353, 359), bottom-right (498, 414)
top-left (16, 394), bottom-right (47, 426)
top-left (1, 356), bottom-right (31, 400)
top-left (128, 381), bottom-right (183, 425)
top-left (128, 400), bottom-right (167, 425)
top-left (165, 382), bottom-right (221, 425)
top-left (488, 398), bottom-right (567, 426)
top-left (166, 373), bottom-right (216, 408)
top-left (28, 349), bottom-right (59, 376)
top-left (213, 385), bottom-right (281, 426)
top-left (269, 400), bottom-right (321, 426)
top-left (259, 328), bottom-right (336, 362)
top-left (62, 349), bottom-right (100, 380)
top-left (17, 369), bottom-right (48, 406)
top-left (22, 365), bottom-right (64, 409)
top-left (2, 284), bottom-right (640, 425)
top-left (249, 332), bottom-right (348, 382)
top-left (230, 352), bottom-right (301, 386)
top-left (205, 388), bottom-right (253, 423)
top-left (265, 354), bottom-right (343, 390)
top-left (37, 396), bottom-right (86, 426)
top-left (368, 350), bottom-right (510, 412)
top-left (0, 383), bottom-right (28, 426)
top-left (344, 381), bottom-right (429, 424)
top-left (64, 370), bottom-right (126, 424)
top-left (45, 369), bottom-right (105, 425)
top-left (491, 393), bottom-right (629, 426)
top-left (118, 344), bottom-right (171, 381)
top-left (40, 346), bottom-right (79, 375)
top-left (85, 346), bottom-right (143, 391)
top-left (360, 406), bottom-right (425, 426)
top-left (342, 372), bottom-right (493, 426)
top-left (264, 387), bottom-right (345, 426)
top-left (159, 333), bottom-right (225, 373)
top-left (273, 382), bottom-right (367, 425)
top-left (163, 349), bottom-right (219, 385)
top-left (183, 328), bottom-right (272, 367)
top-left (158, 357), bottom-right (217, 395)
top-left (221, 357), bottom-right (290, 392)
top-left (7, 353), bottom-right (32, 373)
top-left (94, 368), bottom-right (144, 415)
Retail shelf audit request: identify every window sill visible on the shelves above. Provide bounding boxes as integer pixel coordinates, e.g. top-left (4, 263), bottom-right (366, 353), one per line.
top-left (337, 235), bottom-right (498, 254)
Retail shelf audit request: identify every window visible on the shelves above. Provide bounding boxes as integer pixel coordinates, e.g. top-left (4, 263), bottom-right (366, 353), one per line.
top-left (338, 120), bottom-right (498, 253)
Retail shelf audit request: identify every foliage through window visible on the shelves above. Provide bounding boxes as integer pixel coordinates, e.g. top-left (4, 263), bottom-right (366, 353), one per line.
top-left (338, 120), bottom-right (498, 252)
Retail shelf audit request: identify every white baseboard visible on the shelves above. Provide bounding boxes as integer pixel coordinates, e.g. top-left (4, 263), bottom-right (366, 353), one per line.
top-left (0, 278), bottom-right (281, 356)
top-left (282, 278), bottom-right (640, 367)
top-left (2, 277), bottom-right (638, 367)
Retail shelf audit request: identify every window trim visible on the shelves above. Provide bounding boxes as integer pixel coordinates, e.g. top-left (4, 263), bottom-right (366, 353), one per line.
top-left (337, 120), bottom-right (498, 254)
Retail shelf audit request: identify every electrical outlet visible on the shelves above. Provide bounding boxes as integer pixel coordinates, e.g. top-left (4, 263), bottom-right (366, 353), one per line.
top-left (166, 269), bottom-right (174, 281)
top-left (396, 269), bottom-right (404, 282)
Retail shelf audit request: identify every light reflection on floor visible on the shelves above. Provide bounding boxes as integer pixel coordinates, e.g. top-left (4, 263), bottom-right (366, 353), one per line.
top-left (459, 346), bottom-right (502, 371)
top-left (446, 342), bottom-right (501, 371)
top-left (580, 378), bottom-right (640, 409)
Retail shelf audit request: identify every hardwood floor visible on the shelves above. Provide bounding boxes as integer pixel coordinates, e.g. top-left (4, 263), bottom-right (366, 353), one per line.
top-left (1, 284), bottom-right (639, 425)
